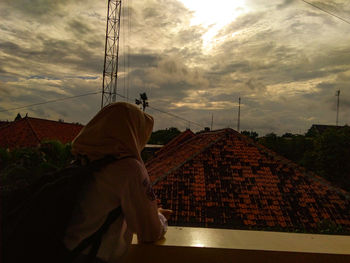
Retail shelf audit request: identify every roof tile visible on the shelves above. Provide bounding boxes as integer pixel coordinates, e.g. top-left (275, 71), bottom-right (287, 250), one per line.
top-left (0, 117), bottom-right (83, 148)
top-left (147, 129), bottom-right (350, 231)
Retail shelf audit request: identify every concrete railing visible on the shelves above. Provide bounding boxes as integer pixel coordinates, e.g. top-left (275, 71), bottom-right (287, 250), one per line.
top-left (124, 227), bottom-right (350, 263)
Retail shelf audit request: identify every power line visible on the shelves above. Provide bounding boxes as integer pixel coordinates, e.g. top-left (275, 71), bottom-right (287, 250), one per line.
top-left (0, 91), bottom-right (101, 113)
top-left (302, 0), bottom-right (350, 25)
top-left (113, 92), bottom-right (205, 128)
top-left (148, 105), bottom-right (205, 129)
top-left (1, 89), bottom-right (205, 129)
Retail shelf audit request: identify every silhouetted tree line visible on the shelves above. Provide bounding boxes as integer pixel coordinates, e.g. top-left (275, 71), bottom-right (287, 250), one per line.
top-left (1, 128), bottom-right (349, 234)
top-left (242, 126), bottom-right (350, 192)
top-left (0, 141), bottom-right (74, 191)
top-left (148, 127), bottom-right (181, 145)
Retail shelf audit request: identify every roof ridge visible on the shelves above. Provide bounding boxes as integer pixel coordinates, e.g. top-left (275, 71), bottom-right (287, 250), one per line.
top-left (25, 118), bottom-right (41, 144)
top-left (0, 122), bottom-right (11, 130)
top-left (158, 130), bottom-right (194, 151)
top-left (152, 131), bottom-right (228, 186)
top-left (236, 131), bottom-right (350, 200)
top-left (147, 131), bottom-right (197, 166)
top-left (25, 116), bottom-right (83, 126)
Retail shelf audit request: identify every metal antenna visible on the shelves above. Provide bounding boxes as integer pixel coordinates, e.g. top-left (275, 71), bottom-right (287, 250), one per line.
top-left (237, 97), bottom-right (241, 132)
top-left (101, 0), bottom-right (122, 108)
top-left (211, 113), bottom-right (214, 130)
top-left (336, 90), bottom-right (340, 126)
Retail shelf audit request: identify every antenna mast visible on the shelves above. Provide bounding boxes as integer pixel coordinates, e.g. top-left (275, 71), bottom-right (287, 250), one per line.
top-left (211, 113), bottom-right (213, 130)
top-left (336, 90), bottom-right (340, 126)
top-left (101, 0), bottom-right (122, 108)
top-left (237, 97), bottom-right (241, 132)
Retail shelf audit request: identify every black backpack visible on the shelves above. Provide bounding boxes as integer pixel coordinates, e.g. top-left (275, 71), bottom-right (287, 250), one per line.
top-left (2, 155), bottom-right (122, 263)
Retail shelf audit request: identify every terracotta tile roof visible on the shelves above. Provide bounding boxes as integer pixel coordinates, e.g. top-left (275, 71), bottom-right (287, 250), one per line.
top-left (153, 129), bottom-right (195, 157)
top-left (146, 130), bottom-right (222, 183)
top-left (0, 121), bottom-right (10, 128)
top-left (0, 117), bottom-right (83, 149)
top-left (147, 129), bottom-right (350, 231)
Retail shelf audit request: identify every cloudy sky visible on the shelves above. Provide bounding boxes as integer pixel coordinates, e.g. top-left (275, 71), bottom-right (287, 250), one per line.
top-left (0, 0), bottom-right (349, 135)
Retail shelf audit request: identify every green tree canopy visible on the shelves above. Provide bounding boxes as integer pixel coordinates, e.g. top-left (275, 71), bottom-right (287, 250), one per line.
top-left (303, 126), bottom-right (350, 191)
top-left (241, 130), bottom-right (259, 141)
top-left (148, 127), bottom-right (181, 145)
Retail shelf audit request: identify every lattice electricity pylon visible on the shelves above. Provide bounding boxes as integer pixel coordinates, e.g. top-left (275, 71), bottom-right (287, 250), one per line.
top-left (101, 0), bottom-right (122, 108)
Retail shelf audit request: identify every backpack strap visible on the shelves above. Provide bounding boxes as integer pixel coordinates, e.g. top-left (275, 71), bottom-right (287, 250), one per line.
top-left (69, 155), bottom-right (132, 261)
top-left (71, 206), bottom-right (122, 261)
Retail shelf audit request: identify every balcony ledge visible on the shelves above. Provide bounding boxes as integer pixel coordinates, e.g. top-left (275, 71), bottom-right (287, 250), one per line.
top-left (124, 226), bottom-right (350, 263)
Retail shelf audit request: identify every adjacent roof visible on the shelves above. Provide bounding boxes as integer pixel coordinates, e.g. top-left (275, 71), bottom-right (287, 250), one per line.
top-left (0, 121), bottom-right (10, 128)
top-left (147, 128), bottom-right (350, 231)
top-left (308, 124), bottom-right (346, 135)
top-left (153, 129), bottom-right (195, 157)
top-left (0, 117), bottom-right (83, 149)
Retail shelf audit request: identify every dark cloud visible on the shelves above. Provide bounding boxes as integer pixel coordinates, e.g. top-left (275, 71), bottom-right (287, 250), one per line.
top-left (277, 0), bottom-right (296, 10)
top-left (176, 26), bottom-right (204, 46)
top-left (0, 37), bottom-right (103, 75)
top-left (1, 0), bottom-right (349, 134)
top-left (312, 1), bottom-right (350, 18)
top-left (0, 82), bottom-right (12, 97)
top-left (210, 62), bottom-right (251, 75)
top-left (1, 0), bottom-right (71, 19)
top-left (67, 19), bottom-right (93, 37)
top-left (120, 53), bottom-right (159, 68)
top-left (245, 78), bottom-right (266, 91)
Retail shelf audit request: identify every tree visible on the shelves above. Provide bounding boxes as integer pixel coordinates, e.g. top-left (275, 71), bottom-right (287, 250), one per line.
top-left (0, 141), bottom-right (74, 189)
top-left (259, 133), bottom-right (313, 165)
top-left (241, 130), bottom-right (259, 141)
top-left (303, 126), bottom-right (350, 191)
top-left (148, 127), bottom-right (181, 145)
top-left (282, 132), bottom-right (294, 138)
top-left (259, 127), bottom-right (350, 192)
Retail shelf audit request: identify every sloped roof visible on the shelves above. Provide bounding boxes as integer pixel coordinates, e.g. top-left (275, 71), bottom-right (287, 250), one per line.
top-left (146, 129), bottom-right (221, 183)
top-left (147, 129), bottom-right (350, 231)
top-left (153, 129), bottom-right (195, 157)
top-left (0, 121), bottom-right (10, 128)
top-left (309, 124), bottom-right (346, 135)
top-left (0, 117), bottom-right (83, 149)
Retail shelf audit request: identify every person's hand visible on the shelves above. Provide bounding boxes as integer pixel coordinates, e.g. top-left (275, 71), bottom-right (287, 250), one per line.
top-left (158, 208), bottom-right (173, 220)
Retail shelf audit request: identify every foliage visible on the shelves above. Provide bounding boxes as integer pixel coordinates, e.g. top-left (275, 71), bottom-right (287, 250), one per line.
top-left (148, 127), bottom-right (181, 145)
top-left (258, 133), bottom-right (314, 164)
top-left (0, 141), bottom-right (74, 191)
top-left (241, 130), bottom-right (259, 141)
top-left (302, 126), bottom-right (350, 191)
top-left (258, 127), bottom-right (350, 192)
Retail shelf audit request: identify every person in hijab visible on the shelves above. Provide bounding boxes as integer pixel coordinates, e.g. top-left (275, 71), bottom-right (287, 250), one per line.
top-left (63, 102), bottom-right (172, 263)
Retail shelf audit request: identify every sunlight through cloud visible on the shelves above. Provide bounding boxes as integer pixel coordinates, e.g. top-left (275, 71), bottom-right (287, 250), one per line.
top-left (178, 0), bottom-right (248, 49)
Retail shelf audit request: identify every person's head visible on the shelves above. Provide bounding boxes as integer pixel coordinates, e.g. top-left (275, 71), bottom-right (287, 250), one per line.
top-left (72, 102), bottom-right (154, 162)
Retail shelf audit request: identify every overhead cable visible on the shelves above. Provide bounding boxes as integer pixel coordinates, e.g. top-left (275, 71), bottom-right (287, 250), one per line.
top-left (0, 91), bottom-right (101, 113)
top-left (113, 92), bottom-right (205, 128)
top-left (302, 0), bottom-right (350, 25)
top-left (147, 105), bottom-right (205, 129)
top-left (1, 90), bottom-right (205, 129)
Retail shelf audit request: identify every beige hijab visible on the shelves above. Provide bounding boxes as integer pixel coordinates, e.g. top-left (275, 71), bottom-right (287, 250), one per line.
top-left (71, 102), bottom-right (154, 162)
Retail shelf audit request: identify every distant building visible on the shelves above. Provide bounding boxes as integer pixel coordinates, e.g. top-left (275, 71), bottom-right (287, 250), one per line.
top-left (306, 124), bottom-right (347, 136)
top-left (0, 116), bottom-right (83, 149)
top-left (146, 128), bottom-right (350, 232)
